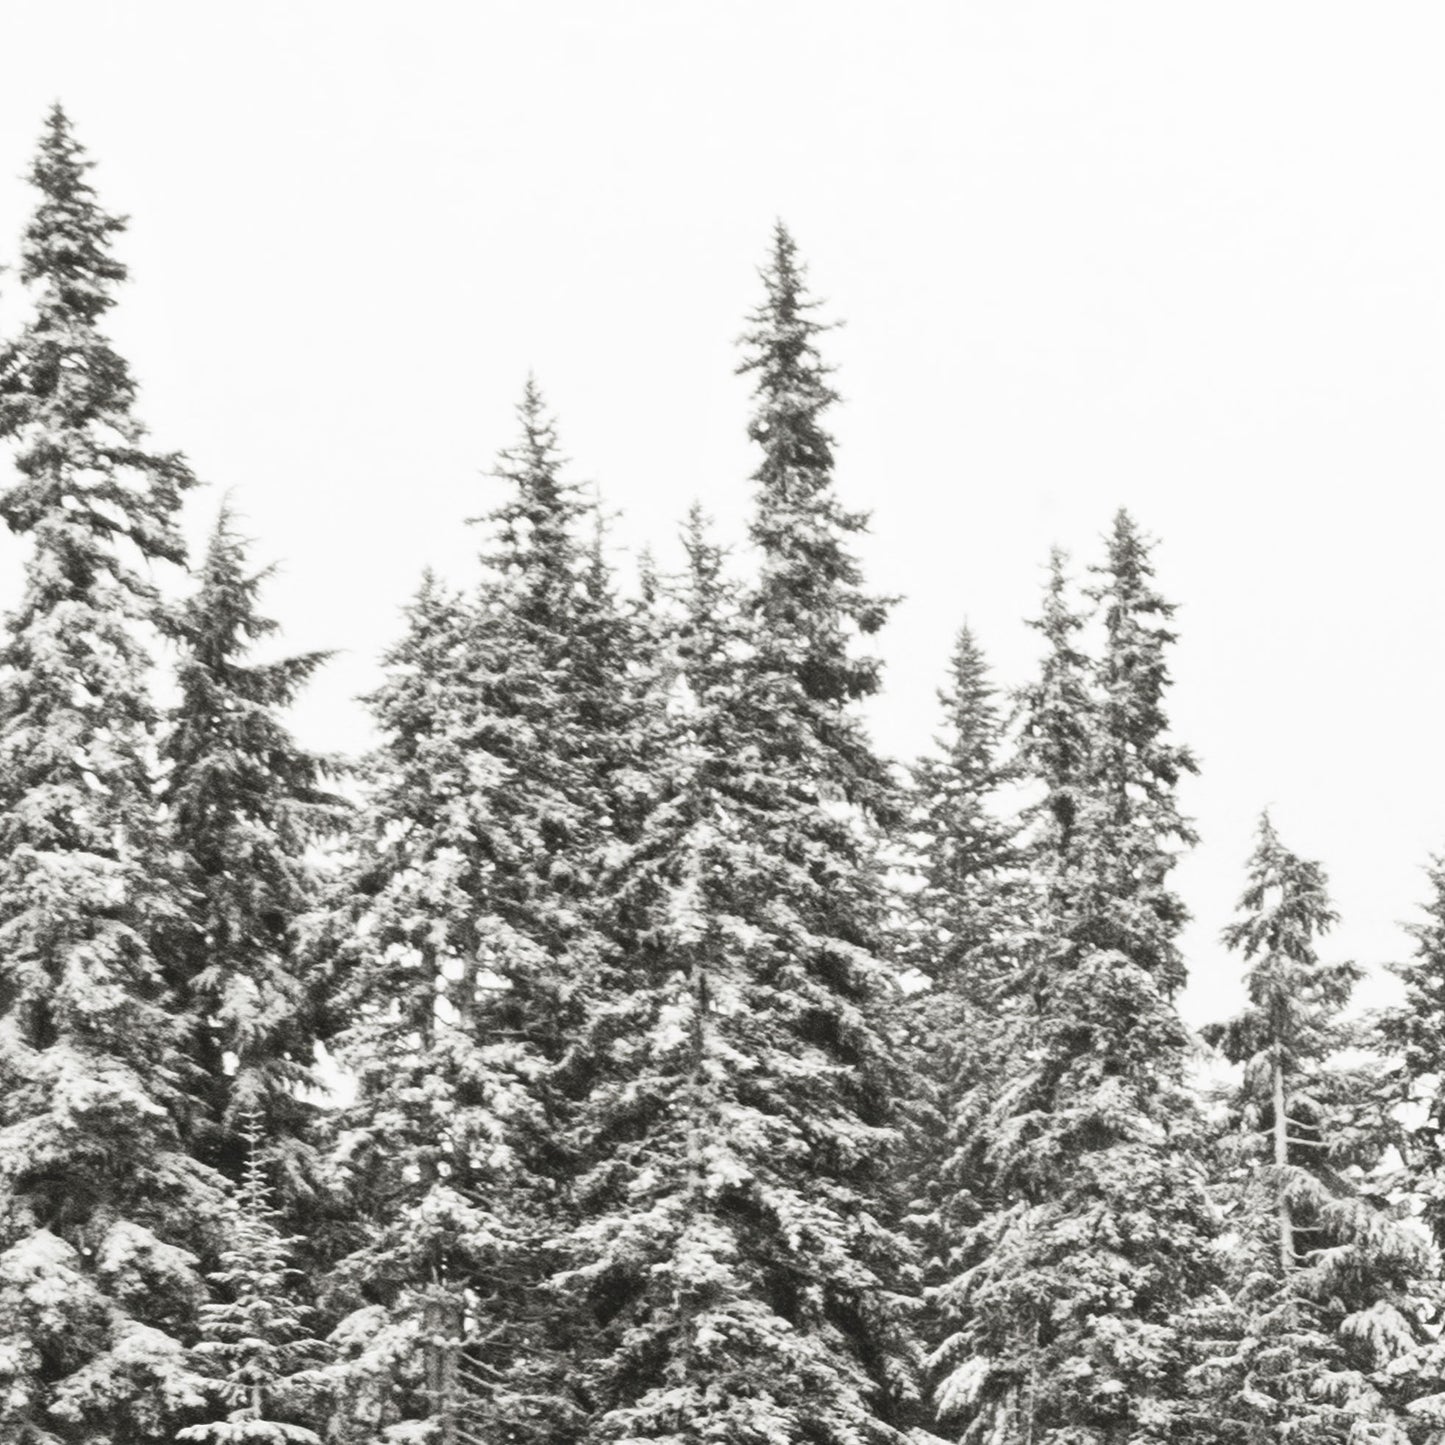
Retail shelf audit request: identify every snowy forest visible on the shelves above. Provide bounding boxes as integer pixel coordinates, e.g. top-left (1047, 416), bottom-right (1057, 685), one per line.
top-left (4, 99), bottom-right (1445, 1445)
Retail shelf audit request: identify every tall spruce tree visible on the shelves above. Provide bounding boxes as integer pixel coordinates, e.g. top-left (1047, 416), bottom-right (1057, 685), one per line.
top-left (907, 625), bottom-right (1017, 996)
top-left (313, 571), bottom-right (504, 1445)
top-left (561, 228), bottom-right (921, 1445)
top-left (162, 504), bottom-right (342, 1200)
top-left (932, 520), bottom-right (1217, 1445)
top-left (902, 626), bottom-right (1020, 1331)
top-left (562, 508), bottom-right (918, 1445)
top-left (1376, 861), bottom-right (1445, 1441)
top-left (1017, 548), bottom-right (1095, 870)
top-left (180, 1115), bottom-right (328, 1445)
top-left (0, 105), bottom-right (224, 1442)
top-left (1200, 816), bottom-right (1438, 1443)
top-left (1380, 860), bottom-right (1445, 1253)
top-left (742, 224), bottom-right (891, 798)
top-left (317, 384), bottom-right (637, 1445)
top-left (573, 506), bottom-right (663, 849)
top-left (1083, 510), bottom-right (1196, 995)
top-left (738, 224), bottom-right (918, 1433)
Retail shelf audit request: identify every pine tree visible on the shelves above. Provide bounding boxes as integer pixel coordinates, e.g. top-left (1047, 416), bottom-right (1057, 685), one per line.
top-left (933, 522), bottom-right (1216, 1445)
top-left (561, 227), bottom-right (921, 1445)
top-left (318, 384), bottom-right (636, 1445)
top-left (562, 508), bottom-right (917, 1445)
top-left (907, 624), bottom-right (1018, 997)
top-left (0, 105), bottom-right (225, 1442)
top-left (1017, 547), bottom-right (1095, 871)
top-left (902, 625), bottom-right (1020, 1332)
top-left (737, 224), bottom-right (919, 1432)
top-left (1380, 859), bottom-right (1445, 1253)
top-left (741, 224), bottom-right (892, 798)
top-left (163, 504), bottom-right (342, 1200)
top-left (1201, 816), bottom-right (1437, 1444)
top-left (572, 507), bottom-right (664, 849)
top-left (1083, 509), bottom-right (1196, 996)
top-left (180, 1114), bottom-right (328, 1445)
top-left (312, 572), bottom-right (506, 1445)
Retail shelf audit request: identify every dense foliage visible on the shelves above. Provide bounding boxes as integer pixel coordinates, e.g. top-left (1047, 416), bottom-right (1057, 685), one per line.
top-left (0, 109), bottom-right (1441, 1445)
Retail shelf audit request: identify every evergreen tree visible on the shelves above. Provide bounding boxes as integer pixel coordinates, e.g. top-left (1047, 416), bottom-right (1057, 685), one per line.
top-left (163, 504), bottom-right (342, 1200)
top-left (180, 1115), bottom-right (328, 1445)
top-left (1201, 816), bottom-right (1437, 1444)
top-left (0, 105), bottom-right (225, 1442)
top-left (741, 223), bottom-right (892, 805)
top-left (907, 624), bottom-right (1018, 997)
top-left (1016, 548), bottom-right (1095, 871)
top-left (318, 384), bottom-right (637, 1445)
top-left (573, 507), bottom-right (664, 849)
top-left (312, 572), bottom-right (507, 1445)
top-left (901, 626), bottom-right (1020, 1334)
top-left (1380, 859), bottom-right (1445, 1253)
top-left (1083, 509), bottom-right (1197, 996)
top-left (561, 227), bottom-right (921, 1445)
top-left (933, 521), bottom-right (1216, 1445)
top-left (563, 509), bottom-right (918, 1445)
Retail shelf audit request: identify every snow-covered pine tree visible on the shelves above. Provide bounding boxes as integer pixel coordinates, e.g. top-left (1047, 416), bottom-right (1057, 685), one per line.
top-left (928, 550), bottom-right (1093, 1444)
top-left (573, 506), bottom-right (664, 849)
top-left (0, 105), bottom-right (225, 1442)
top-left (1200, 816), bottom-right (1439, 1444)
top-left (311, 572), bottom-right (498, 1445)
top-left (933, 521), bottom-right (1217, 1445)
top-left (1380, 859), bottom-right (1445, 1253)
top-left (562, 504), bottom-right (918, 1445)
top-left (560, 228), bottom-right (922, 1445)
top-left (742, 223), bottom-right (893, 808)
top-left (163, 504), bottom-right (343, 1202)
top-left (1084, 509), bottom-right (1196, 994)
top-left (1017, 547), bottom-right (1095, 871)
top-left (902, 626), bottom-right (1021, 1335)
top-left (738, 224), bottom-right (920, 1434)
top-left (317, 384), bottom-right (637, 1445)
top-left (181, 1113), bottom-right (328, 1445)
top-left (1374, 860), bottom-right (1445, 1440)
top-left (907, 624), bottom-right (1018, 1000)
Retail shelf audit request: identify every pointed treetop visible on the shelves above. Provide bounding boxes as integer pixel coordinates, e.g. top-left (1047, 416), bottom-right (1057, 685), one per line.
top-left (21, 102), bottom-right (128, 316)
top-left (0, 104), bottom-right (194, 572)
top-left (1215, 812), bottom-right (1357, 1068)
top-left (750, 220), bottom-right (833, 341)
top-left (737, 225), bottom-right (888, 715)
top-left (186, 501), bottom-right (282, 651)
top-left (170, 502), bottom-right (334, 737)
top-left (1086, 510), bottom-right (1197, 845)
top-left (509, 372), bottom-right (563, 474)
top-left (932, 621), bottom-right (1004, 774)
top-left (670, 508), bottom-right (727, 702)
top-left (476, 378), bottom-right (589, 576)
top-left (1036, 546), bottom-right (1085, 647)
top-left (680, 501), bottom-right (728, 616)
top-left (1018, 547), bottom-right (1093, 850)
top-left (738, 220), bottom-right (839, 451)
top-left (1225, 810), bottom-right (1341, 967)
top-left (1089, 508), bottom-right (1180, 654)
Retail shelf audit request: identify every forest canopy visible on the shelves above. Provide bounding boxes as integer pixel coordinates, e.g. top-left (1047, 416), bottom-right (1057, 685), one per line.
top-left (0, 105), bottom-right (1441, 1445)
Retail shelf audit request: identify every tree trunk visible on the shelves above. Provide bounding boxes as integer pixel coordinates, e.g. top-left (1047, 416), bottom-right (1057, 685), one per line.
top-left (1273, 1052), bottom-right (1293, 1272)
top-left (424, 1285), bottom-right (462, 1445)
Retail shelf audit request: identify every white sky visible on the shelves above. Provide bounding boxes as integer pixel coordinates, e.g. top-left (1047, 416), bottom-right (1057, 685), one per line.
top-left (0, 2), bottom-right (1442, 1027)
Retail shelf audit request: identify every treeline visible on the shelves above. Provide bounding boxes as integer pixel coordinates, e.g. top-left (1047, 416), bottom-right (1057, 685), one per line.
top-left (1, 104), bottom-right (1444, 1445)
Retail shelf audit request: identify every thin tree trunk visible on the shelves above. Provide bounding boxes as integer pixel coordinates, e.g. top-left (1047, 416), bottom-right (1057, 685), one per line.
top-left (679, 924), bottom-right (712, 1377)
top-left (424, 1279), bottom-right (463, 1445)
top-left (1024, 1314), bottom-right (1038, 1445)
top-left (1273, 1052), bottom-right (1293, 1272)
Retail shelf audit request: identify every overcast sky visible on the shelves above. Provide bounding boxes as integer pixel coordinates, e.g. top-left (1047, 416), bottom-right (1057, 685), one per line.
top-left (0, 2), bottom-right (1441, 1025)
